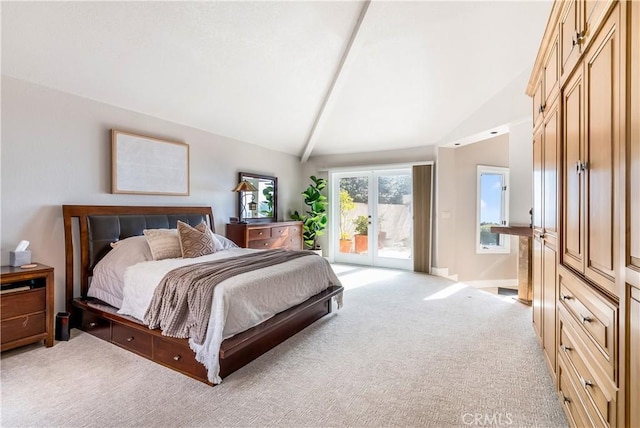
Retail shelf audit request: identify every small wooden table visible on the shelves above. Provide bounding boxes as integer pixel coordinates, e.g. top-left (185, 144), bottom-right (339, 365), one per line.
top-left (490, 225), bottom-right (533, 305)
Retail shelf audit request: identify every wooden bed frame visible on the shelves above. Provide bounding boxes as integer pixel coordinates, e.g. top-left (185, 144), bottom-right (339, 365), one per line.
top-left (63, 205), bottom-right (342, 385)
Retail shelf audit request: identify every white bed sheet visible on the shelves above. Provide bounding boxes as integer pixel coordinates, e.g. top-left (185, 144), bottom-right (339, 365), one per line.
top-left (116, 248), bottom-right (342, 384)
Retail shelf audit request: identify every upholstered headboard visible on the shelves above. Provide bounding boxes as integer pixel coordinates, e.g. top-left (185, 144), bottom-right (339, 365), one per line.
top-left (63, 205), bottom-right (214, 313)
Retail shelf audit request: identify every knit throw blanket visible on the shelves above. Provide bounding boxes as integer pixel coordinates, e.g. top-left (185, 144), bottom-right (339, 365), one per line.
top-left (144, 249), bottom-right (317, 345)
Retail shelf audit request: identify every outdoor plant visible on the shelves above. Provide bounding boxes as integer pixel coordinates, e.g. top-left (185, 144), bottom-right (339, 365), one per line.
top-left (353, 215), bottom-right (369, 236)
top-left (291, 176), bottom-right (328, 250)
top-left (339, 189), bottom-right (356, 240)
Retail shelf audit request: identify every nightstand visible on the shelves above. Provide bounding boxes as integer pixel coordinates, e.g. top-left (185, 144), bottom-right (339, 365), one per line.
top-left (1, 263), bottom-right (54, 351)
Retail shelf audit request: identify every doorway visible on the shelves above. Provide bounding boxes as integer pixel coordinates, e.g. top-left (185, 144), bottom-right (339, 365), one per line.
top-left (331, 169), bottom-right (413, 270)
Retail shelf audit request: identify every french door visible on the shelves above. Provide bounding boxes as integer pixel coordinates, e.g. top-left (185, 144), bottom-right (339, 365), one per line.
top-left (331, 169), bottom-right (413, 270)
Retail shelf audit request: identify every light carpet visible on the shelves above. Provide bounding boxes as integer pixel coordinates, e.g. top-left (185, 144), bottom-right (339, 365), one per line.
top-left (1, 265), bottom-right (567, 427)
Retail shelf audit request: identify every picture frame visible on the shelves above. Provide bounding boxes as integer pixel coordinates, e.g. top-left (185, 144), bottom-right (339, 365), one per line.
top-left (111, 129), bottom-right (190, 195)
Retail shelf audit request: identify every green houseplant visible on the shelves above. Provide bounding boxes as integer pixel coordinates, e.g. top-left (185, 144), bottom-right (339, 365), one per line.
top-left (290, 176), bottom-right (328, 250)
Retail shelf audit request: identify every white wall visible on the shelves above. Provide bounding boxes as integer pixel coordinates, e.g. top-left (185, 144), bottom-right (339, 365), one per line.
top-left (435, 135), bottom-right (518, 282)
top-left (508, 120), bottom-right (533, 225)
top-left (1, 76), bottom-right (303, 313)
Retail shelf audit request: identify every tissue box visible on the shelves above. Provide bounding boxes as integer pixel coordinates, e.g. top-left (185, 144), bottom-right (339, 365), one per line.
top-left (9, 250), bottom-right (31, 267)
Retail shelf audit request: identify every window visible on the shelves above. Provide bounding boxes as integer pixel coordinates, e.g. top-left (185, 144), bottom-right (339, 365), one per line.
top-left (476, 166), bottom-right (509, 254)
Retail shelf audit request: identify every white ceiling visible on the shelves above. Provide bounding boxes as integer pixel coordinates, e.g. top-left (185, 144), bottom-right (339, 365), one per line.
top-left (1, 1), bottom-right (552, 159)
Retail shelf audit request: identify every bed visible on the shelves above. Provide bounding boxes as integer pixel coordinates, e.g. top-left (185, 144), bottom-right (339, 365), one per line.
top-left (63, 205), bottom-right (343, 385)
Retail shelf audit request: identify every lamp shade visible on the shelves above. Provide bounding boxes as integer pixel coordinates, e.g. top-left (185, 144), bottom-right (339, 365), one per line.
top-left (232, 180), bottom-right (258, 192)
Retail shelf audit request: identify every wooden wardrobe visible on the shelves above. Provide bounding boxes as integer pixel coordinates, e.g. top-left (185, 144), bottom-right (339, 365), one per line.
top-left (527, 0), bottom-right (639, 426)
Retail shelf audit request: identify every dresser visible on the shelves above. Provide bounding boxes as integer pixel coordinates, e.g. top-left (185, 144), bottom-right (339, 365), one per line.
top-left (1, 263), bottom-right (54, 351)
top-left (225, 221), bottom-right (303, 250)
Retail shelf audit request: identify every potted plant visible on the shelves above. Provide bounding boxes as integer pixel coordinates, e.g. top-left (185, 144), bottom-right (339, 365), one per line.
top-left (353, 215), bottom-right (369, 253)
top-left (339, 189), bottom-right (355, 253)
top-left (290, 176), bottom-right (328, 250)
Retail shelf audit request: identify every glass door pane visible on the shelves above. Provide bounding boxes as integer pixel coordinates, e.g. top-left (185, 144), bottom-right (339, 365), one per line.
top-left (334, 174), bottom-right (372, 265)
top-left (373, 170), bottom-right (412, 269)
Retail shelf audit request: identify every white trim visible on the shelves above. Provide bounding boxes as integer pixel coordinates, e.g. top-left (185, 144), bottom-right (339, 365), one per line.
top-left (476, 165), bottom-right (510, 254)
top-left (319, 160), bottom-right (434, 173)
top-left (460, 279), bottom-right (518, 289)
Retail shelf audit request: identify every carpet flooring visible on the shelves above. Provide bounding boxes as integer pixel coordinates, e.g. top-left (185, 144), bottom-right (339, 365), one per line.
top-left (1, 265), bottom-right (567, 427)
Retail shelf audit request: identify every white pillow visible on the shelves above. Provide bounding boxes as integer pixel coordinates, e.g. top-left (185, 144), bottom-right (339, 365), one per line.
top-left (143, 228), bottom-right (181, 260)
top-left (89, 236), bottom-right (153, 308)
top-left (213, 233), bottom-right (239, 250)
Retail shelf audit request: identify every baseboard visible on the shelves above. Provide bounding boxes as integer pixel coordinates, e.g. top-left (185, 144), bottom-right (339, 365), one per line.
top-left (461, 279), bottom-right (518, 289)
top-left (431, 267), bottom-right (458, 282)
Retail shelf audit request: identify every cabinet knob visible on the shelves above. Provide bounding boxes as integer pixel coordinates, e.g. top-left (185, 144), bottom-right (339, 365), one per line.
top-left (126, 336), bottom-right (134, 342)
top-left (173, 355), bottom-right (181, 361)
top-left (561, 392), bottom-right (571, 403)
top-left (579, 314), bottom-right (592, 324)
top-left (561, 294), bottom-right (572, 301)
top-left (560, 344), bottom-right (573, 353)
top-left (580, 376), bottom-right (593, 389)
top-left (88, 322), bottom-right (97, 328)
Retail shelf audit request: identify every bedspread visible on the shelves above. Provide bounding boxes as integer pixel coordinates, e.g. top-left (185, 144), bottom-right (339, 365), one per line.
top-left (118, 248), bottom-right (342, 383)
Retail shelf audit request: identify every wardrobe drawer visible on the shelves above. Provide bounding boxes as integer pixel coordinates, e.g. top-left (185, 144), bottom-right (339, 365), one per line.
top-left (248, 228), bottom-right (271, 240)
top-left (112, 323), bottom-right (152, 358)
top-left (0, 312), bottom-right (45, 344)
top-left (558, 309), bottom-right (616, 427)
top-left (559, 304), bottom-right (614, 380)
top-left (153, 337), bottom-right (208, 380)
top-left (558, 268), bottom-right (617, 360)
top-left (559, 355), bottom-right (594, 428)
top-left (1, 288), bottom-right (45, 320)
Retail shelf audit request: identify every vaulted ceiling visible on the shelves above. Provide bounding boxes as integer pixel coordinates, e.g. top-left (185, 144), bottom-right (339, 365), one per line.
top-left (1, 1), bottom-right (551, 160)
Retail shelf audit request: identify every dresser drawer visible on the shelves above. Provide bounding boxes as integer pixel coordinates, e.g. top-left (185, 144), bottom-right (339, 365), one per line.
top-left (248, 238), bottom-right (278, 249)
top-left (112, 323), bottom-right (152, 358)
top-left (1, 288), bottom-right (45, 320)
top-left (80, 311), bottom-right (111, 341)
top-left (559, 307), bottom-right (616, 427)
top-left (281, 236), bottom-right (302, 250)
top-left (558, 268), bottom-right (617, 361)
top-left (1, 312), bottom-right (45, 344)
top-left (559, 354), bottom-right (595, 428)
top-left (153, 336), bottom-right (208, 380)
top-left (248, 228), bottom-right (271, 240)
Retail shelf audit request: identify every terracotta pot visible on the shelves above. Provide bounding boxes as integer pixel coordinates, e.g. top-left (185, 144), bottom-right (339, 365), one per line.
top-left (339, 239), bottom-right (352, 253)
top-left (354, 234), bottom-right (368, 254)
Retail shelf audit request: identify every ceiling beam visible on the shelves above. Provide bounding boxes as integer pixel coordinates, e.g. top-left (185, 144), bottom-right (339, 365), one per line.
top-left (299, 0), bottom-right (371, 163)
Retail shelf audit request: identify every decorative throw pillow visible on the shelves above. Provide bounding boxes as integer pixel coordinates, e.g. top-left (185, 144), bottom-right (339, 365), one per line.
top-left (177, 221), bottom-right (216, 258)
top-left (143, 228), bottom-right (182, 260)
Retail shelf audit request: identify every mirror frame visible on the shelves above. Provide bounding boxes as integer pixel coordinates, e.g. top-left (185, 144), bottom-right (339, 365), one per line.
top-left (237, 172), bottom-right (278, 223)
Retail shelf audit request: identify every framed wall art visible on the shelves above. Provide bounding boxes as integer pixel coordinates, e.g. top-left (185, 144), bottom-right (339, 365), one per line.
top-left (111, 130), bottom-right (190, 195)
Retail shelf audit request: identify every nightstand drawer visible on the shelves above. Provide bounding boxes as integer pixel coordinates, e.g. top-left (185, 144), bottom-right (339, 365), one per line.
top-left (112, 323), bottom-right (152, 358)
top-left (248, 228), bottom-right (271, 240)
top-left (1, 312), bottom-right (45, 343)
top-left (1, 288), bottom-right (45, 320)
top-left (153, 336), bottom-right (208, 379)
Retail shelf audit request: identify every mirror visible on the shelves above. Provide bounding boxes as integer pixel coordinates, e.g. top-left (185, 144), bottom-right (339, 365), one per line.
top-left (237, 172), bottom-right (277, 223)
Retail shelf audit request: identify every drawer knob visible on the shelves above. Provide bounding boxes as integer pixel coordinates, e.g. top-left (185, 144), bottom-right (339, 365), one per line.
top-left (561, 392), bottom-right (571, 403)
top-left (264, 243), bottom-right (269, 246)
top-left (580, 376), bottom-right (593, 389)
top-left (173, 355), bottom-right (181, 361)
top-left (126, 336), bottom-right (134, 342)
top-left (560, 344), bottom-right (573, 353)
top-left (579, 314), bottom-right (592, 324)
top-left (89, 322), bottom-right (97, 328)
top-left (258, 232), bottom-right (263, 235)
top-left (561, 294), bottom-right (572, 301)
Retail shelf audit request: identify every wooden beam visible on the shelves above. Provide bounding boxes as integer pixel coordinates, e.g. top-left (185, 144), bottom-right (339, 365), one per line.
top-left (299, 0), bottom-right (371, 163)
